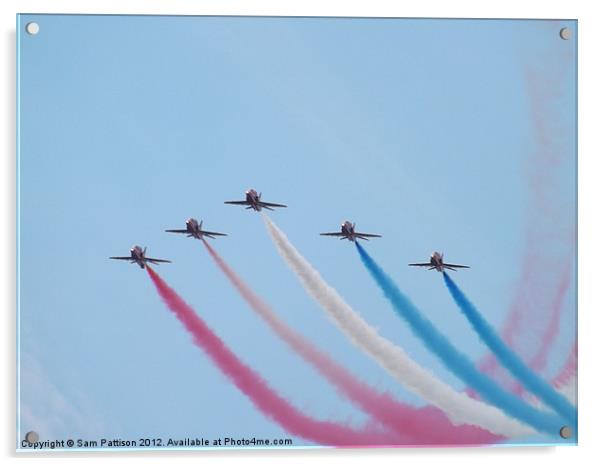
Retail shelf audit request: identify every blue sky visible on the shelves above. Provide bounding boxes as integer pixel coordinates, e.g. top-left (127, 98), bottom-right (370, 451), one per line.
top-left (17, 15), bottom-right (576, 449)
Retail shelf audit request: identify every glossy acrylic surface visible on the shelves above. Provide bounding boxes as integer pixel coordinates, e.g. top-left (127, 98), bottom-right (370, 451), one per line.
top-left (17, 14), bottom-right (577, 451)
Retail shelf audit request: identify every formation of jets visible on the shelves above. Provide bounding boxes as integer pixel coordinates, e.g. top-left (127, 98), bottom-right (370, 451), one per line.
top-left (110, 188), bottom-right (469, 272)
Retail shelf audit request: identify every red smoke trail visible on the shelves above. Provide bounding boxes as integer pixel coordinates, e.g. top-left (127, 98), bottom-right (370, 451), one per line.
top-left (552, 343), bottom-right (577, 389)
top-left (477, 259), bottom-right (572, 398)
top-left (476, 251), bottom-right (575, 397)
top-left (526, 264), bottom-right (571, 372)
top-left (202, 240), bottom-right (501, 445)
top-left (476, 35), bottom-right (576, 390)
top-left (145, 266), bottom-right (400, 447)
top-left (511, 261), bottom-right (573, 396)
top-left (469, 250), bottom-right (574, 401)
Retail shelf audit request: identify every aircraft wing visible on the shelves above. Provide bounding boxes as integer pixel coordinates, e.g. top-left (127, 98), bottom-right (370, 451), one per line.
top-left (320, 232), bottom-right (346, 237)
top-left (408, 263), bottom-right (432, 267)
top-left (224, 200), bottom-right (250, 205)
top-left (165, 229), bottom-right (188, 234)
top-left (109, 256), bottom-right (132, 261)
top-left (356, 233), bottom-right (382, 238)
top-left (147, 258), bottom-right (172, 264)
top-left (444, 263), bottom-right (470, 269)
top-left (259, 201), bottom-right (287, 208)
top-left (202, 231), bottom-right (228, 237)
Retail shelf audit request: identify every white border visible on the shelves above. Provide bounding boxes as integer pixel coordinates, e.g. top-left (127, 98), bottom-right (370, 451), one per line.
top-left (3, 1), bottom-right (600, 465)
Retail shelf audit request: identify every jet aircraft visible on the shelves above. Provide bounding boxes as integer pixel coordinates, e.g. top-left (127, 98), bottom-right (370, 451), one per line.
top-left (320, 221), bottom-right (382, 242)
top-left (224, 189), bottom-right (287, 211)
top-left (109, 246), bottom-right (171, 269)
top-left (408, 252), bottom-right (469, 272)
top-left (165, 218), bottom-right (227, 240)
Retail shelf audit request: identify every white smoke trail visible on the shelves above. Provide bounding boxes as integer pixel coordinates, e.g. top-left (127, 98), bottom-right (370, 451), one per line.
top-left (262, 215), bottom-right (533, 438)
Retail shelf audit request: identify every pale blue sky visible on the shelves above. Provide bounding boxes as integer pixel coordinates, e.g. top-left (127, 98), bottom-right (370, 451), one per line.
top-left (17, 15), bottom-right (576, 449)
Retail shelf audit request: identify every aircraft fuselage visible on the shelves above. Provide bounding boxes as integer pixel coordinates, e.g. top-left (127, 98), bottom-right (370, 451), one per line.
top-left (341, 221), bottom-right (357, 241)
top-left (130, 246), bottom-right (147, 268)
top-left (185, 218), bottom-right (203, 238)
top-left (430, 252), bottom-right (445, 272)
top-left (246, 189), bottom-right (262, 211)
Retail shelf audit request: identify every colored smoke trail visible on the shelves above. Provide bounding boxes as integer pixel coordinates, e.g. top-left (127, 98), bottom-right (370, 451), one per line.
top-left (558, 377), bottom-right (576, 406)
top-left (145, 266), bottom-right (399, 447)
top-left (530, 349), bottom-right (576, 409)
top-left (552, 343), bottom-right (577, 390)
top-left (524, 262), bottom-right (573, 377)
top-left (442, 272), bottom-right (576, 424)
top-left (262, 214), bottom-right (533, 438)
top-left (505, 261), bottom-right (573, 397)
top-left (479, 257), bottom-right (574, 396)
top-left (354, 243), bottom-right (567, 436)
top-left (479, 41), bottom-right (576, 389)
top-left (201, 239), bottom-right (500, 445)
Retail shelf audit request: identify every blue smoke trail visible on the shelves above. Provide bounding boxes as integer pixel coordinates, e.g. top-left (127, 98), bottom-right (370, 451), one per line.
top-left (442, 272), bottom-right (576, 423)
top-left (355, 243), bottom-right (572, 437)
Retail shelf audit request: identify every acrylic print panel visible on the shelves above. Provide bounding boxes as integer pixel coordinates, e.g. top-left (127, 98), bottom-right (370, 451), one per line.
top-left (16, 14), bottom-right (577, 451)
